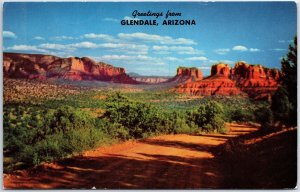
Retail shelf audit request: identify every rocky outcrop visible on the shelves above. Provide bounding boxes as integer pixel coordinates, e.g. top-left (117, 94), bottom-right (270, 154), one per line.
top-left (175, 62), bottom-right (282, 99)
top-left (168, 67), bottom-right (203, 83)
top-left (211, 63), bottom-right (231, 77)
top-left (177, 76), bottom-right (245, 96)
top-left (3, 52), bottom-right (137, 84)
top-left (233, 61), bottom-right (281, 99)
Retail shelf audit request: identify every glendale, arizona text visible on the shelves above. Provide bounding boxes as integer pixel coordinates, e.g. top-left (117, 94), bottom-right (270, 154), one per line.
top-left (121, 10), bottom-right (196, 26)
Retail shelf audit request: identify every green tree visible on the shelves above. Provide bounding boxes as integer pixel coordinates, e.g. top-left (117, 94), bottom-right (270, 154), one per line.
top-left (271, 87), bottom-right (291, 124)
top-left (189, 101), bottom-right (226, 133)
top-left (272, 36), bottom-right (297, 126)
top-left (254, 106), bottom-right (273, 130)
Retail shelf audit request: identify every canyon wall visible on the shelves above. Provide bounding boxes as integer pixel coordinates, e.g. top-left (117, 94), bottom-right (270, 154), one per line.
top-left (4, 52), bottom-right (137, 84)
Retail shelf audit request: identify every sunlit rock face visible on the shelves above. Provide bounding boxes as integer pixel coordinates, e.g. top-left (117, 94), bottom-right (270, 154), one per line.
top-left (167, 67), bottom-right (203, 83)
top-left (175, 62), bottom-right (282, 99)
top-left (3, 52), bottom-right (137, 84)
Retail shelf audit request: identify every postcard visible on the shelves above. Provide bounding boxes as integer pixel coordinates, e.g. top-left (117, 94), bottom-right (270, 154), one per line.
top-left (2, 1), bottom-right (297, 189)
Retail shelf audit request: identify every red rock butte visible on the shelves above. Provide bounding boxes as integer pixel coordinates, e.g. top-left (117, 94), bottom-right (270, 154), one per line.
top-left (167, 67), bottom-right (203, 83)
top-left (3, 52), bottom-right (137, 84)
top-left (175, 62), bottom-right (282, 99)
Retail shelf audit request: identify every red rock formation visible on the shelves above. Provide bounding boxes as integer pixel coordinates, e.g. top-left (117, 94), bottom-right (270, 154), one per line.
top-left (175, 62), bottom-right (282, 99)
top-left (168, 67), bottom-right (203, 83)
top-left (3, 52), bottom-right (137, 84)
top-left (211, 63), bottom-right (231, 77)
top-left (177, 76), bottom-right (245, 96)
top-left (233, 62), bottom-right (281, 99)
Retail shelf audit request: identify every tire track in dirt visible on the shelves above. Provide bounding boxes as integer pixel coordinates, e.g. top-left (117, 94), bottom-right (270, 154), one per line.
top-left (4, 123), bottom-right (259, 189)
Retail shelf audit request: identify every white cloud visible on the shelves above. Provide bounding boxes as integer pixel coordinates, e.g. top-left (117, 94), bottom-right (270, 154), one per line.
top-left (185, 56), bottom-right (208, 61)
top-left (103, 18), bottom-right (119, 23)
top-left (39, 42), bottom-right (99, 52)
top-left (118, 32), bottom-right (197, 45)
top-left (51, 35), bottom-right (74, 41)
top-left (81, 33), bottom-right (116, 42)
top-left (98, 54), bottom-right (151, 61)
top-left (33, 36), bottom-right (45, 40)
top-left (98, 43), bottom-right (126, 48)
top-left (249, 48), bottom-right (260, 52)
top-left (3, 31), bottom-right (17, 39)
top-left (96, 54), bottom-right (165, 66)
top-left (38, 41), bottom-right (148, 54)
top-left (272, 48), bottom-right (286, 51)
top-left (152, 45), bottom-right (203, 55)
top-left (232, 45), bottom-right (248, 51)
top-left (7, 45), bottom-right (47, 52)
top-left (214, 48), bottom-right (230, 55)
top-left (98, 43), bottom-right (149, 54)
top-left (232, 45), bottom-right (261, 52)
top-left (98, 55), bottom-right (132, 60)
top-left (163, 57), bottom-right (182, 61)
top-left (153, 51), bottom-right (170, 55)
top-left (278, 40), bottom-right (293, 43)
top-left (39, 43), bottom-right (73, 51)
top-left (124, 16), bottom-right (141, 21)
top-left (71, 41), bottom-right (98, 49)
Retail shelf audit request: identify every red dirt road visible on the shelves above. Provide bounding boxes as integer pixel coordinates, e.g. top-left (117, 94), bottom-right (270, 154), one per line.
top-left (4, 123), bottom-right (259, 189)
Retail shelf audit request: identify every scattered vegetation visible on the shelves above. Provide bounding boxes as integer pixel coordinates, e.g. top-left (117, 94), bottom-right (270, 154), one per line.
top-left (4, 89), bottom-right (267, 172)
top-left (4, 70), bottom-right (278, 173)
top-left (271, 36), bottom-right (297, 127)
top-left (188, 101), bottom-right (226, 133)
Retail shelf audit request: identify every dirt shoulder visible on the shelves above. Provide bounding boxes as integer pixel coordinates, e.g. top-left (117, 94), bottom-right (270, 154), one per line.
top-left (3, 123), bottom-right (296, 189)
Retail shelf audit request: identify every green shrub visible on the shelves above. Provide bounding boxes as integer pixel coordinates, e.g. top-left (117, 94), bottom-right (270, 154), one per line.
top-left (43, 106), bottom-right (95, 135)
top-left (4, 105), bottom-right (109, 169)
top-left (227, 108), bottom-right (256, 122)
top-left (254, 106), bottom-right (273, 130)
top-left (104, 94), bottom-right (168, 138)
top-left (188, 101), bottom-right (226, 133)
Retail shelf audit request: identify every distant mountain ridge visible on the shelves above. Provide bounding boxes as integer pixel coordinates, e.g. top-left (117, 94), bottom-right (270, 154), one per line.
top-left (3, 52), bottom-right (137, 84)
top-left (3, 52), bottom-right (282, 99)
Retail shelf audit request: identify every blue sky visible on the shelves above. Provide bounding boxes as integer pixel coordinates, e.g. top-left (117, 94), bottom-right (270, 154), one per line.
top-left (3, 2), bottom-right (296, 76)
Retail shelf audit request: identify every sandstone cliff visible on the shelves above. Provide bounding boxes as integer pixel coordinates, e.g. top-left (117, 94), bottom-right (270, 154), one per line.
top-left (211, 63), bottom-right (231, 77)
top-left (175, 62), bottom-right (281, 99)
top-left (4, 52), bottom-right (137, 84)
top-left (233, 61), bottom-right (281, 99)
top-left (168, 67), bottom-right (203, 83)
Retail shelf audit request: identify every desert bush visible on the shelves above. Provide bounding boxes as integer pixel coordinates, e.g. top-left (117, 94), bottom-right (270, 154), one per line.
top-left (254, 106), bottom-right (273, 130)
top-left (188, 101), bottom-right (226, 133)
top-left (104, 93), bottom-right (201, 138)
top-left (226, 108), bottom-right (256, 122)
top-left (104, 93), bottom-right (168, 138)
top-left (167, 112), bottom-right (198, 134)
top-left (43, 106), bottom-right (95, 134)
top-left (4, 105), bottom-right (108, 169)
